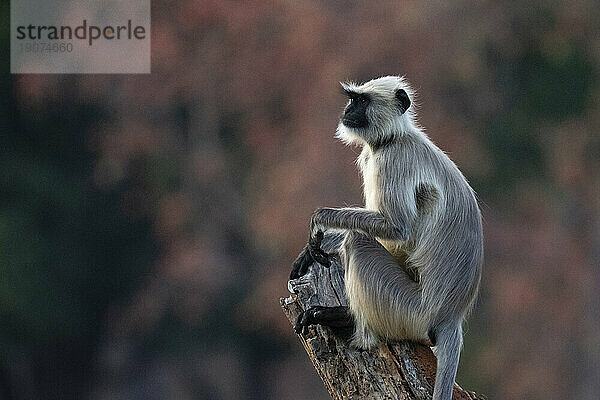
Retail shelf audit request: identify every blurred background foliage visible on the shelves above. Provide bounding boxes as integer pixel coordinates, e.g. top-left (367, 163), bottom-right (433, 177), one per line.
top-left (1, 1), bottom-right (599, 399)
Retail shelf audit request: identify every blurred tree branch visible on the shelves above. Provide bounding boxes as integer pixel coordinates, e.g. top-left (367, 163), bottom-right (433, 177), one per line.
top-left (281, 248), bottom-right (486, 400)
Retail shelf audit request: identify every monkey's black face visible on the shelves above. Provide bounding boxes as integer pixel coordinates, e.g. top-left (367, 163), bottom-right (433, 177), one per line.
top-left (342, 91), bottom-right (370, 129)
top-left (337, 78), bottom-right (414, 148)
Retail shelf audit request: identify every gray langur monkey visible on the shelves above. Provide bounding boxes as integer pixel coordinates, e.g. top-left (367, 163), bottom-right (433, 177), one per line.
top-left (290, 76), bottom-right (483, 400)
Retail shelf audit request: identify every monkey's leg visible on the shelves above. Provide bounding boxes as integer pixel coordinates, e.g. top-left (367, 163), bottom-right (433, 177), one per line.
top-left (294, 306), bottom-right (354, 340)
top-left (342, 231), bottom-right (430, 349)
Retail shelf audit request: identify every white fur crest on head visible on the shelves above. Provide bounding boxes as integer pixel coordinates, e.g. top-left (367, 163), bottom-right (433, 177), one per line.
top-left (340, 75), bottom-right (414, 97)
top-left (336, 76), bottom-right (420, 146)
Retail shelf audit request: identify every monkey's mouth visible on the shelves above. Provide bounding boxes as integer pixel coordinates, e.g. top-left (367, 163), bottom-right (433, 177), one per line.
top-left (341, 117), bottom-right (364, 128)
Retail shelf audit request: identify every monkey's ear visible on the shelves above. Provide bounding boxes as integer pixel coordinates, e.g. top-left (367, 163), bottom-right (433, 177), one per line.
top-left (395, 89), bottom-right (411, 114)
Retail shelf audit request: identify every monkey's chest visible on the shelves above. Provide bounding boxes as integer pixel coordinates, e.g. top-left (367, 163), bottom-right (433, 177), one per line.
top-left (361, 159), bottom-right (381, 211)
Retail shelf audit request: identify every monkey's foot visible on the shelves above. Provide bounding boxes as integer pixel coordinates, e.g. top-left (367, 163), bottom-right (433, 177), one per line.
top-left (290, 231), bottom-right (331, 280)
top-left (294, 306), bottom-right (354, 339)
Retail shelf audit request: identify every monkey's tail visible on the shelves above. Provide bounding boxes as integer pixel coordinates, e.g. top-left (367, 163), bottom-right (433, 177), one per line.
top-left (432, 323), bottom-right (463, 400)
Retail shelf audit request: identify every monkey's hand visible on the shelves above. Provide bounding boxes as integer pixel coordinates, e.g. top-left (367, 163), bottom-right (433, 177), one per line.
top-left (308, 230), bottom-right (331, 266)
top-left (290, 231), bottom-right (331, 280)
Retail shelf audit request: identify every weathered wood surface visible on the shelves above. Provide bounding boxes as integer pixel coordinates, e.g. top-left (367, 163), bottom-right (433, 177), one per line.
top-left (280, 239), bottom-right (486, 400)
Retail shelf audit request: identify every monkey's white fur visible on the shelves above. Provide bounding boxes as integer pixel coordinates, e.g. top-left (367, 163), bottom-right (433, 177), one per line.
top-left (316, 76), bottom-right (483, 400)
top-left (337, 76), bottom-right (418, 147)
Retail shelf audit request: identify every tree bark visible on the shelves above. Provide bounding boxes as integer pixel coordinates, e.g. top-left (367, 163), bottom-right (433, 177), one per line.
top-left (280, 248), bottom-right (486, 400)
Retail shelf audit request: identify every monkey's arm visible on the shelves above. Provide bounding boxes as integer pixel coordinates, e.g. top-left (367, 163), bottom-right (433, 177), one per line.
top-left (311, 207), bottom-right (408, 241)
top-left (290, 207), bottom-right (405, 280)
top-left (291, 184), bottom-right (428, 279)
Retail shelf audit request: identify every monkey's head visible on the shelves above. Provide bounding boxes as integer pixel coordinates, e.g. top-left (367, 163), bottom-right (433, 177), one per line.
top-left (337, 76), bottom-right (415, 148)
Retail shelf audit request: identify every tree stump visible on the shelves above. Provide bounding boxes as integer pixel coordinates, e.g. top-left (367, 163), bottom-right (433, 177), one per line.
top-left (280, 241), bottom-right (486, 400)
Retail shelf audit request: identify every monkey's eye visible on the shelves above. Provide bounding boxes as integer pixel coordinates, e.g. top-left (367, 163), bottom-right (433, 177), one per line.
top-left (355, 94), bottom-right (369, 104)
